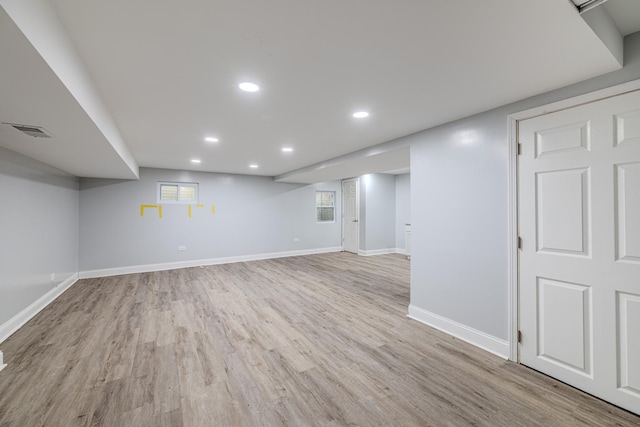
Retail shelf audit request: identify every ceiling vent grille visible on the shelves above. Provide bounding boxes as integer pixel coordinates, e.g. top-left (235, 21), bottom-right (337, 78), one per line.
top-left (571, 0), bottom-right (610, 14)
top-left (3, 122), bottom-right (53, 138)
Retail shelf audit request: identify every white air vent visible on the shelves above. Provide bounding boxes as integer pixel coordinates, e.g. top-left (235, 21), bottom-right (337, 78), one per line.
top-left (3, 122), bottom-right (53, 138)
top-left (571, 0), bottom-right (609, 14)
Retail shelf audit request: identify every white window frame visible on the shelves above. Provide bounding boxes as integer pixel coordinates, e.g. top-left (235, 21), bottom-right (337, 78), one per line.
top-left (316, 191), bottom-right (336, 223)
top-left (157, 181), bottom-right (199, 204)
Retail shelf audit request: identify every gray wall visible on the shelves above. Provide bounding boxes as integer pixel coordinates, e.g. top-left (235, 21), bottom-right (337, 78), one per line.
top-left (0, 147), bottom-right (78, 326)
top-left (358, 173), bottom-right (396, 252)
top-left (410, 31), bottom-right (640, 341)
top-left (79, 168), bottom-right (342, 271)
top-left (395, 174), bottom-right (410, 251)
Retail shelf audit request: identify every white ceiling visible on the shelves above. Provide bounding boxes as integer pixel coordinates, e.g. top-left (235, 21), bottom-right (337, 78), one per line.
top-left (604, 0), bottom-right (640, 36)
top-left (0, 5), bottom-right (138, 179)
top-left (0, 0), bottom-right (637, 182)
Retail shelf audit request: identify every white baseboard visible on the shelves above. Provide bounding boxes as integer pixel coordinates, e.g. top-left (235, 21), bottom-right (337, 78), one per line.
top-left (0, 350), bottom-right (6, 371)
top-left (0, 273), bottom-right (78, 344)
top-left (358, 248), bottom-right (400, 256)
top-left (80, 246), bottom-right (343, 279)
top-left (407, 304), bottom-right (509, 359)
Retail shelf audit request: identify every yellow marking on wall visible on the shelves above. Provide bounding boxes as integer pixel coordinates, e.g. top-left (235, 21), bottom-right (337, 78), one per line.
top-left (140, 204), bottom-right (162, 218)
top-left (186, 203), bottom-right (205, 218)
top-left (140, 203), bottom-right (214, 219)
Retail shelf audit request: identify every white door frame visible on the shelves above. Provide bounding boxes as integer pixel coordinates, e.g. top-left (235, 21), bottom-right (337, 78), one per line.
top-left (507, 78), bottom-right (640, 362)
top-left (342, 178), bottom-right (359, 253)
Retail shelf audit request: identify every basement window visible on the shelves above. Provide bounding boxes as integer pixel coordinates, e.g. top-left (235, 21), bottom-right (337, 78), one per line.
top-left (316, 191), bottom-right (335, 223)
top-left (157, 182), bottom-right (199, 204)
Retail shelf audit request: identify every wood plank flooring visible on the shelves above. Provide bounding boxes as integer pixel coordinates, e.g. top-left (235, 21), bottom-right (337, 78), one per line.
top-left (0, 253), bottom-right (638, 426)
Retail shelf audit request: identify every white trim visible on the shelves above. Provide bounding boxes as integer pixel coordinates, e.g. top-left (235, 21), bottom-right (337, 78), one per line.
top-left (0, 350), bottom-right (6, 371)
top-left (0, 273), bottom-right (79, 344)
top-left (509, 79), bottom-right (640, 122)
top-left (507, 115), bottom-right (519, 362)
top-left (408, 305), bottom-right (509, 359)
top-left (358, 248), bottom-right (398, 256)
top-left (507, 78), bottom-right (640, 364)
top-left (80, 247), bottom-right (343, 279)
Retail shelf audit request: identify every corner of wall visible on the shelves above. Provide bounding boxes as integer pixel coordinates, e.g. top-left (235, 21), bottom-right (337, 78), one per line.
top-left (582, 6), bottom-right (624, 67)
top-left (407, 304), bottom-right (509, 359)
top-left (0, 273), bottom-right (79, 344)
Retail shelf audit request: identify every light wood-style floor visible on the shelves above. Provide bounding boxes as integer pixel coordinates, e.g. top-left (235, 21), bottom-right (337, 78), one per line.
top-left (0, 253), bottom-right (638, 426)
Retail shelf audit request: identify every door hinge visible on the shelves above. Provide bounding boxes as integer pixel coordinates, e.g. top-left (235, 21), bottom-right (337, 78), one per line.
top-left (517, 237), bottom-right (522, 249)
top-left (517, 330), bottom-right (522, 343)
top-left (517, 143), bottom-right (522, 155)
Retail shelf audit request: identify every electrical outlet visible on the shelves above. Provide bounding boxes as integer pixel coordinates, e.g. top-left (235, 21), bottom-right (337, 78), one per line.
top-left (293, 237), bottom-right (300, 242)
top-left (50, 273), bottom-right (55, 282)
top-left (178, 246), bottom-right (187, 251)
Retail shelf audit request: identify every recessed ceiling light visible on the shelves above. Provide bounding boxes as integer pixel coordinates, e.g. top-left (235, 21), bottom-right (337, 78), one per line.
top-left (249, 164), bottom-right (258, 169)
top-left (239, 82), bottom-right (260, 92)
top-left (205, 137), bottom-right (219, 142)
top-left (353, 111), bottom-right (369, 118)
top-left (191, 159), bottom-right (201, 164)
top-left (282, 147), bottom-right (293, 153)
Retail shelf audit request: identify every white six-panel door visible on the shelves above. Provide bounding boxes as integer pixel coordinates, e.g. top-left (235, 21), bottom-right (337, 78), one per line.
top-left (518, 89), bottom-right (640, 415)
top-left (342, 179), bottom-right (359, 254)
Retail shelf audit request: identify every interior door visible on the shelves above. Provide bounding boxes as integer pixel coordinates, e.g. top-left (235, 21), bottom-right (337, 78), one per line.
top-left (342, 179), bottom-right (359, 254)
top-left (518, 89), bottom-right (640, 415)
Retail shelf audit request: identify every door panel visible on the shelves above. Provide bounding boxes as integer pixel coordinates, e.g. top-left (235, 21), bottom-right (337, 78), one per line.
top-left (535, 121), bottom-right (590, 157)
top-left (518, 89), bottom-right (640, 415)
top-left (536, 168), bottom-right (590, 255)
top-left (616, 163), bottom-right (640, 262)
top-left (537, 277), bottom-right (592, 375)
top-left (615, 109), bottom-right (640, 147)
top-left (618, 291), bottom-right (640, 397)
